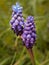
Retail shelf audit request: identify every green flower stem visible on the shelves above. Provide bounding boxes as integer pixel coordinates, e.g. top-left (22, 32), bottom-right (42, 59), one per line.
top-left (26, 48), bottom-right (35, 65)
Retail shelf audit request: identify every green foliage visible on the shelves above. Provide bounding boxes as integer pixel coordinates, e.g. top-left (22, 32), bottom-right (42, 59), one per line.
top-left (0, 0), bottom-right (49, 65)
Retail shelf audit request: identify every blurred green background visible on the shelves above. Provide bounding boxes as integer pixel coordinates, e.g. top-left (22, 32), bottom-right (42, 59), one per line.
top-left (0, 0), bottom-right (49, 65)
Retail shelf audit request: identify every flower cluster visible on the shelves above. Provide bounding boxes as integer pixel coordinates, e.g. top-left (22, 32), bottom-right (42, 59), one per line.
top-left (10, 3), bottom-right (36, 48)
top-left (10, 3), bottom-right (24, 36)
top-left (12, 3), bottom-right (23, 13)
top-left (21, 16), bottom-right (36, 48)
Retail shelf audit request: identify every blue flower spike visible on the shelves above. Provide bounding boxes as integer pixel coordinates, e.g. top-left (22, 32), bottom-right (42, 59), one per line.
top-left (10, 2), bottom-right (24, 36)
top-left (21, 16), bottom-right (36, 49)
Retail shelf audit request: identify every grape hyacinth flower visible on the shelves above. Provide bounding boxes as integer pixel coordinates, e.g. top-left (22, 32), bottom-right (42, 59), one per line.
top-left (21, 16), bottom-right (36, 48)
top-left (21, 16), bottom-right (36, 65)
top-left (10, 2), bottom-right (36, 65)
top-left (10, 2), bottom-right (24, 36)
